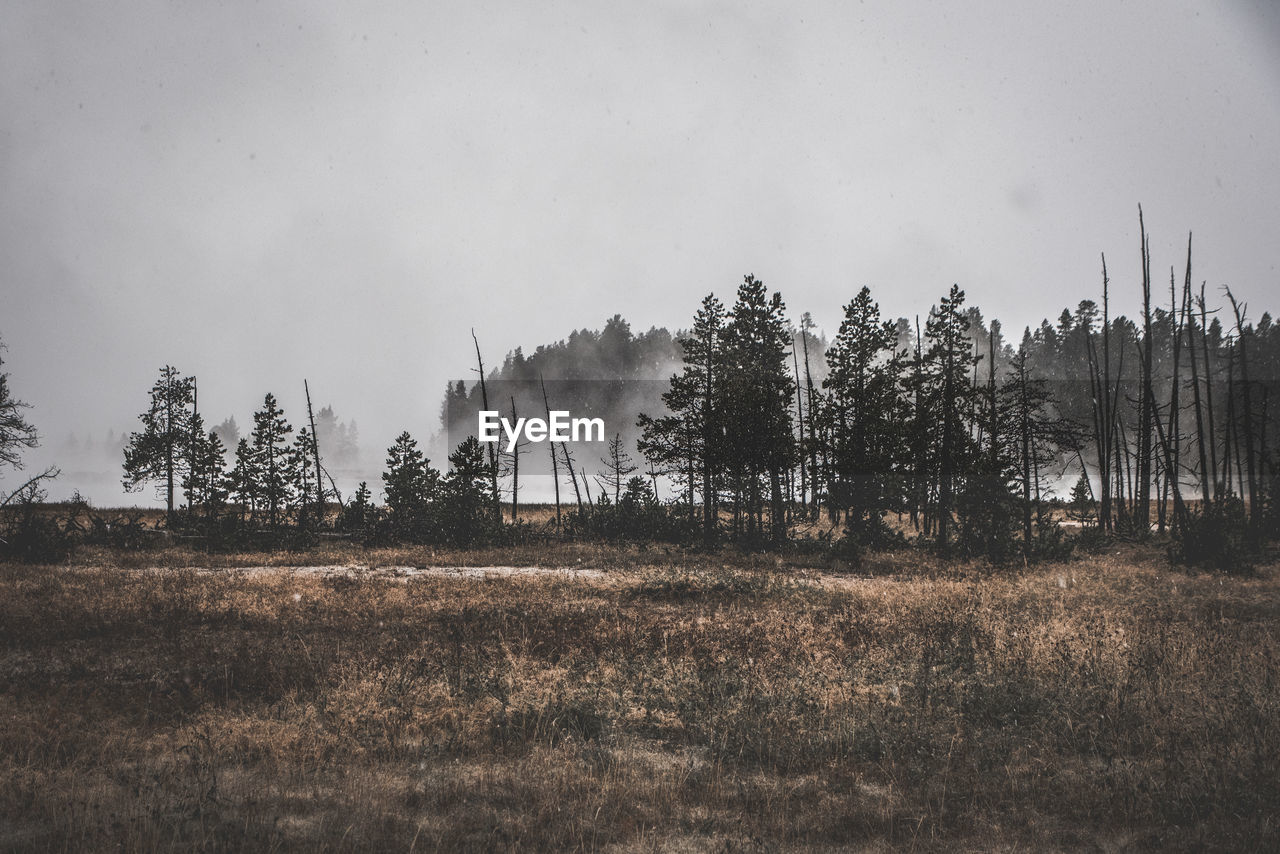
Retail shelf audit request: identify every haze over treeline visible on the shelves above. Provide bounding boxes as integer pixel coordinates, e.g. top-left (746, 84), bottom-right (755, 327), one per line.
top-left (4, 2), bottom-right (1279, 507)
top-left (11, 247), bottom-right (1278, 521)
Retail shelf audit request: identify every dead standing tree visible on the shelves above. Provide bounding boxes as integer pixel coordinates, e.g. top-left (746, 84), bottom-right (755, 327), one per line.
top-left (1136, 207), bottom-right (1155, 535)
top-left (540, 374), bottom-right (562, 529)
top-left (471, 329), bottom-right (502, 525)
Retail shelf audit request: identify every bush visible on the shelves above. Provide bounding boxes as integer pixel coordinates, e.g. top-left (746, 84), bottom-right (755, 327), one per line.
top-left (566, 485), bottom-right (697, 544)
top-left (1170, 495), bottom-right (1255, 573)
top-left (1, 503), bottom-right (75, 564)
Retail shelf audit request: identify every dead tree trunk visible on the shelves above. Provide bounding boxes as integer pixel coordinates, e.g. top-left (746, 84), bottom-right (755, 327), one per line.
top-left (1226, 288), bottom-right (1259, 536)
top-left (471, 329), bottom-right (502, 525)
top-left (1197, 286), bottom-right (1220, 502)
top-left (792, 344), bottom-right (807, 513)
top-left (1136, 207), bottom-right (1154, 536)
top-left (800, 314), bottom-right (820, 519)
top-left (305, 380), bottom-right (325, 526)
top-left (539, 374), bottom-right (561, 529)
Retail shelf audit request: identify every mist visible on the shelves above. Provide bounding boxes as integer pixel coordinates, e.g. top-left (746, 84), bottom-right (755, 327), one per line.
top-left (4, 1), bottom-right (1279, 508)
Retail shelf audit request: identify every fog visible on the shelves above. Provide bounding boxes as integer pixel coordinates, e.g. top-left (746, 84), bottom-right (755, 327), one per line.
top-left (3, 1), bottom-right (1278, 507)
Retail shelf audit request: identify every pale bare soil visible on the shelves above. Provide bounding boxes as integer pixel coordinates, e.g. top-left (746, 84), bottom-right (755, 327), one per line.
top-left (1, 543), bottom-right (1277, 852)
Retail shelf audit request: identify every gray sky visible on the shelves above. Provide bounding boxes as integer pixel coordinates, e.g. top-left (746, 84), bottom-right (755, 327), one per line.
top-left (3, 0), bottom-right (1279, 504)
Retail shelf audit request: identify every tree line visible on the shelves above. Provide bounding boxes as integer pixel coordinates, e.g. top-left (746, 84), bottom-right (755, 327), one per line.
top-left (6, 212), bottom-right (1273, 564)
top-left (113, 215), bottom-right (1280, 565)
top-left (637, 217), bottom-right (1276, 563)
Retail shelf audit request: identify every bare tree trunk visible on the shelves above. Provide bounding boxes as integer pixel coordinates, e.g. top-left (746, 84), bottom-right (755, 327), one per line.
top-left (1146, 367), bottom-right (1191, 533)
top-left (471, 329), bottom-right (502, 525)
top-left (165, 371), bottom-right (175, 522)
top-left (1137, 207), bottom-right (1154, 536)
top-left (800, 315), bottom-right (819, 519)
top-left (305, 379), bottom-right (325, 526)
top-left (1165, 254), bottom-right (1186, 533)
top-left (1226, 288), bottom-right (1259, 535)
top-left (508, 396), bottom-right (520, 523)
top-left (1198, 286), bottom-right (1220, 502)
top-left (539, 374), bottom-right (561, 530)
top-left (1223, 345), bottom-right (1236, 497)
top-left (1085, 256), bottom-right (1114, 532)
top-left (793, 344), bottom-right (807, 512)
top-left (560, 442), bottom-right (583, 510)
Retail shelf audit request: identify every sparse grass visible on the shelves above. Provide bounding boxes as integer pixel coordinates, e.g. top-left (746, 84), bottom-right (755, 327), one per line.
top-left (1, 545), bottom-right (1277, 851)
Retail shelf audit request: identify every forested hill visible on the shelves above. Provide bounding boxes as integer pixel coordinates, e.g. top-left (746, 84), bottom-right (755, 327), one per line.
top-left (488, 315), bottom-right (682, 382)
top-left (432, 315), bottom-right (684, 464)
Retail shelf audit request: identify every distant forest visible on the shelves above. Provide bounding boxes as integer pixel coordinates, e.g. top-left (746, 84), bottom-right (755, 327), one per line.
top-left (3, 216), bottom-right (1275, 565)
top-left (443, 224), bottom-right (1276, 563)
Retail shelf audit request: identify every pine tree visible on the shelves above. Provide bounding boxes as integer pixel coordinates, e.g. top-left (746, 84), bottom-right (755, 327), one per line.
top-left (340, 481), bottom-right (374, 531)
top-left (289, 427), bottom-right (318, 527)
top-left (920, 286), bottom-right (980, 549)
top-left (0, 339), bottom-right (39, 472)
top-left (640, 293), bottom-right (727, 538)
top-left (382, 431), bottom-right (440, 535)
top-left (226, 438), bottom-right (259, 522)
top-left (442, 436), bottom-right (494, 546)
top-left (821, 286), bottom-right (903, 544)
top-left (250, 393), bottom-right (294, 527)
top-left (122, 366), bottom-right (195, 522)
top-left (184, 428), bottom-right (229, 516)
top-left (722, 275), bottom-right (795, 543)
top-left (1068, 472), bottom-right (1096, 526)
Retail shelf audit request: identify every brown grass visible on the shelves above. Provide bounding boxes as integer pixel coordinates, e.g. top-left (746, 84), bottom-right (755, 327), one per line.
top-left (1, 545), bottom-right (1277, 851)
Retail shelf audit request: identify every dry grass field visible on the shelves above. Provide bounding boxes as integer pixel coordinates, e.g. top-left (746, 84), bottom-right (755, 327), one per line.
top-left (1, 541), bottom-right (1277, 851)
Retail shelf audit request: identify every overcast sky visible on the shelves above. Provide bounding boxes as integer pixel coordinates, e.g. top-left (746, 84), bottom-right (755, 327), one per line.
top-left (3, 0), bottom-right (1279, 503)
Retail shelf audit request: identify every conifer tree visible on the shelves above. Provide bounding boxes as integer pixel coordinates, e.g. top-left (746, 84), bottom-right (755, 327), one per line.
top-left (184, 428), bottom-right (229, 516)
top-left (921, 285), bottom-right (979, 548)
top-left (0, 340), bottom-right (39, 473)
top-left (1067, 472), bottom-right (1095, 526)
top-left (226, 438), bottom-right (259, 522)
top-left (639, 293), bottom-right (727, 537)
top-left (250, 393), bottom-right (294, 527)
top-left (722, 275), bottom-right (795, 543)
top-left (340, 481), bottom-right (374, 531)
top-left (122, 366), bottom-right (195, 522)
top-left (442, 436), bottom-right (494, 545)
top-left (382, 431), bottom-right (440, 534)
top-left (289, 427), bottom-right (318, 526)
top-left (821, 286), bottom-right (903, 543)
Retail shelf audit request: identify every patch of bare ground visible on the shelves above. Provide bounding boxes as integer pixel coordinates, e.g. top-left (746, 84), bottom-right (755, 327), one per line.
top-left (1, 545), bottom-right (1277, 851)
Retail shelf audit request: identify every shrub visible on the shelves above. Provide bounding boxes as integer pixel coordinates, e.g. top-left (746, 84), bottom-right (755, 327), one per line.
top-left (1170, 495), bottom-right (1255, 573)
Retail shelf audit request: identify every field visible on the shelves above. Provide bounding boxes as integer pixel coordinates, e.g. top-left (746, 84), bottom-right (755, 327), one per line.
top-left (1, 540), bottom-right (1277, 852)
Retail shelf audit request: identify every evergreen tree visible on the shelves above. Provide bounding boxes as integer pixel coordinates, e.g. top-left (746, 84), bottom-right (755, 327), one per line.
top-left (122, 366), bottom-right (195, 521)
top-left (250, 393), bottom-right (294, 527)
top-left (1068, 472), bottom-right (1096, 526)
top-left (381, 431), bottom-right (440, 535)
top-left (0, 339), bottom-right (39, 472)
top-left (640, 293), bottom-right (727, 538)
top-left (184, 428), bottom-right (229, 516)
top-left (441, 436), bottom-right (494, 546)
top-left (340, 481), bottom-right (375, 531)
top-left (289, 427), bottom-right (319, 527)
top-left (212, 416), bottom-right (240, 450)
top-left (821, 286), bottom-right (903, 543)
top-left (722, 275), bottom-right (795, 543)
top-left (226, 438), bottom-right (259, 521)
top-left (920, 286), bottom-right (980, 549)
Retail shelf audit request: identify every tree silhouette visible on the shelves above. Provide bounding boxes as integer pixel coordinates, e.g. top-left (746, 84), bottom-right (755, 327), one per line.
top-left (122, 366), bottom-right (194, 522)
